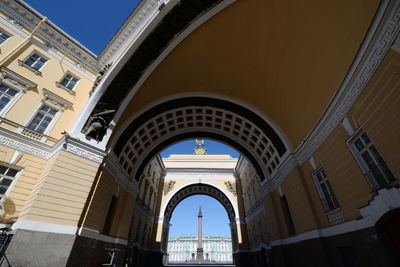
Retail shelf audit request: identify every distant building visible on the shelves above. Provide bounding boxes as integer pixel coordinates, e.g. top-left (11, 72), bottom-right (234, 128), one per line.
top-left (167, 235), bottom-right (232, 263)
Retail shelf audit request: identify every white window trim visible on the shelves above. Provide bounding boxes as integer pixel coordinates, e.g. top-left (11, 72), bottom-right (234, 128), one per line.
top-left (0, 67), bottom-right (36, 117)
top-left (347, 129), bottom-right (395, 190)
top-left (56, 71), bottom-right (80, 95)
top-left (0, 27), bottom-right (12, 46)
top-left (312, 167), bottom-right (340, 213)
top-left (19, 88), bottom-right (72, 141)
top-left (0, 163), bottom-right (23, 206)
top-left (18, 50), bottom-right (49, 75)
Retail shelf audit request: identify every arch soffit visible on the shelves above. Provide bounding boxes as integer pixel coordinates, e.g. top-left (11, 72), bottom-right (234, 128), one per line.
top-left (109, 93), bottom-right (293, 152)
top-left (112, 97), bottom-right (290, 184)
top-left (71, 0), bottom-right (235, 144)
top-left (163, 182), bottom-right (237, 224)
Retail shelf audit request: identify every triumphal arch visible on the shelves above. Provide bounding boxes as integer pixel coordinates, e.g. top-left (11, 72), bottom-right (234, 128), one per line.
top-left (0, 0), bottom-right (399, 266)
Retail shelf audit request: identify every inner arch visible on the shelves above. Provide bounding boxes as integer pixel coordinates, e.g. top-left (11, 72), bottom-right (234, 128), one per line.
top-left (113, 97), bottom-right (289, 183)
top-left (164, 183), bottom-right (236, 223)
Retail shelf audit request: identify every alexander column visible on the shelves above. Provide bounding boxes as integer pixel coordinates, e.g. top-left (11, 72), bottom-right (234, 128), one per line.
top-left (196, 206), bottom-right (204, 262)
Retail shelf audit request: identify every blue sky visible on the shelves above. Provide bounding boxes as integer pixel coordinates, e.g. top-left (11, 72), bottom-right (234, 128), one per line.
top-left (161, 139), bottom-right (240, 158)
top-left (169, 195), bottom-right (231, 238)
top-left (24, 0), bottom-right (141, 55)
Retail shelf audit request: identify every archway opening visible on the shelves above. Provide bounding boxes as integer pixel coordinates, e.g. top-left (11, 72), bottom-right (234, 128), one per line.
top-left (167, 195), bottom-right (233, 264)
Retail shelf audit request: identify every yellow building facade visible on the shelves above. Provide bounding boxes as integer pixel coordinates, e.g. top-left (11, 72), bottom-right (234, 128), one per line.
top-left (0, 0), bottom-right (399, 266)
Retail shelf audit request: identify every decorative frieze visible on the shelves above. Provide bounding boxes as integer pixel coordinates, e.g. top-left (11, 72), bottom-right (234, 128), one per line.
top-left (0, 127), bottom-right (106, 163)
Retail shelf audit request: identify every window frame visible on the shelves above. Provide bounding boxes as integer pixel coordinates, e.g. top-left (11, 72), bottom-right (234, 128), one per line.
top-left (26, 104), bottom-right (58, 134)
top-left (0, 28), bottom-right (11, 45)
top-left (312, 167), bottom-right (340, 213)
top-left (19, 88), bottom-right (72, 140)
top-left (0, 83), bottom-right (23, 117)
top-left (0, 163), bottom-right (22, 205)
top-left (347, 129), bottom-right (396, 190)
top-left (56, 72), bottom-right (79, 94)
top-left (19, 50), bottom-right (49, 75)
top-left (22, 100), bottom-right (61, 137)
top-left (0, 66), bottom-right (37, 117)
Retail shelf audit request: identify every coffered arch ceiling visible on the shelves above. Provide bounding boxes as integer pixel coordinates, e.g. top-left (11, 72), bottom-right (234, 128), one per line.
top-left (113, 96), bottom-right (289, 183)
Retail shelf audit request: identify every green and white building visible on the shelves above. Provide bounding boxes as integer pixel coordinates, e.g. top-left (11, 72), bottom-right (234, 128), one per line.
top-left (167, 235), bottom-right (233, 263)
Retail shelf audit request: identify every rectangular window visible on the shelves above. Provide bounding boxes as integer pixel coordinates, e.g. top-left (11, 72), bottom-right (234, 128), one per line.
top-left (0, 84), bottom-right (18, 112)
top-left (0, 165), bottom-right (19, 203)
top-left (350, 131), bottom-right (395, 190)
top-left (27, 105), bottom-right (57, 134)
top-left (312, 167), bottom-right (339, 212)
top-left (59, 74), bottom-right (79, 90)
top-left (24, 53), bottom-right (47, 71)
top-left (0, 30), bottom-right (10, 44)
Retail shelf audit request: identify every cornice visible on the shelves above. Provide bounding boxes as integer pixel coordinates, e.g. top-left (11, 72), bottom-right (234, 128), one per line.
top-left (56, 135), bottom-right (107, 163)
top-left (0, 127), bottom-right (107, 163)
top-left (0, 0), bottom-right (99, 73)
top-left (165, 168), bottom-right (235, 174)
top-left (98, 0), bottom-right (159, 66)
top-left (0, 126), bottom-right (52, 159)
top-left (294, 0), bottom-right (400, 165)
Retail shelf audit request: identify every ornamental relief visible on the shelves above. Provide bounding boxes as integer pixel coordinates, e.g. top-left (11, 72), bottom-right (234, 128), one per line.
top-left (224, 181), bottom-right (237, 196)
top-left (163, 180), bottom-right (176, 195)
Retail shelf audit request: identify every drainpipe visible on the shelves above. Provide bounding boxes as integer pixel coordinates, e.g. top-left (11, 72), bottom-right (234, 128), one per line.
top-left (0, 17), bottom-right (48, 67)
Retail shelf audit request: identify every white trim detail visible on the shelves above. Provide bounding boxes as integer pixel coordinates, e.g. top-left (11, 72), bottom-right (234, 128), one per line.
top-left (341, 116), bottom-right (354, 136)
top-left (392, 30), bottom-right (400, 53)
top-left (308, 156), bottom-right (317, 170)
top-left (12, 219), bottom-right (77, 235)
top-left (0, 127), bottom-right (106, 163)
top-left (42, 88), bottom-right (73, 109)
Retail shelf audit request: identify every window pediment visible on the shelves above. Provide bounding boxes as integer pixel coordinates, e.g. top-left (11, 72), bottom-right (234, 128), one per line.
top-left (42, 88), bottom-right (72, 110)
top-left (0, 66), bottom-right (37, 92)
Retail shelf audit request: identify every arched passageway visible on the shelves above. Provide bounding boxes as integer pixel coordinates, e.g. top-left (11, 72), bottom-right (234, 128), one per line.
top-left (165, 194), bottom-right (234, 264)
top-left (1, 0), bottom-right (399, 266)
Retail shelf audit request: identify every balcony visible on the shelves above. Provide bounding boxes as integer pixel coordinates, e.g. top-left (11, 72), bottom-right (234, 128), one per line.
top-left (0, 117), bottom-right (58, 145)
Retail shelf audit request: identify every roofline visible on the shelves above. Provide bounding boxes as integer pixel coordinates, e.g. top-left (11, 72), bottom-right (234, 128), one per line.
top-left (16, 0), bottom-right (97, 58)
